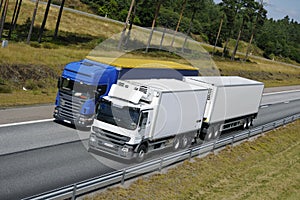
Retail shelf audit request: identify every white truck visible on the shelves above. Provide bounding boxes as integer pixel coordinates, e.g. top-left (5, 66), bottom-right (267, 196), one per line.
top-left (89, 77), bottom-right (264, 161)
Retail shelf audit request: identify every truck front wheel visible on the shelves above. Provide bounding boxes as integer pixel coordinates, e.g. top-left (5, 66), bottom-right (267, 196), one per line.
top-left (135, 144), bottom-right (147, 163)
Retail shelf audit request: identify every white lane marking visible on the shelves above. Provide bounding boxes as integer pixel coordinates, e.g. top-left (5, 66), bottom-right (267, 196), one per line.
top-left (263, 89), bottom-right (300, 96)
top-left (0, 118), bottom-right (54, 128)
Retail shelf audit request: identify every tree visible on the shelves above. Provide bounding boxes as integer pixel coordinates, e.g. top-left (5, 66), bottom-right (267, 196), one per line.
top-left (117, 0), bottom-right (135, 50)
top-left (145, 0), bottom-right (162, 52)
top-left (27, 0), bottom-right (40, 44)
top-left (170, 0), bottom-right (187, 47)
top-left (12, 0), bottom-right (22, 30)
top-left (0, 0), bottom-right (9, 40)
top-left (0, 0), bottom-right (3, 15)
top-left (53, 0), bottom-right (66, 39)
top-left (244, 0), bottom-right (267, 60)
top-left (231, 0), bottom-right (257, 60)
top-left (212, 13), bottom-right (224, 56)
top-left (8, 0), bottom-right (19, 39)
top-left (182, 0), bottom-right (203, 51)
top-left (38, 0), bottom-right (52, 43)
top-left (220, 0), bottom-right (240, 57)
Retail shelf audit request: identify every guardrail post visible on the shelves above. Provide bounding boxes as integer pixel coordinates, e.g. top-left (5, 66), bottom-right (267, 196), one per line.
top-left (231, 135), bottom-right (235, 147)
top-left (247, 130), bottom-right (251, 140)
top-left (159, 158), bottom-right (163, 172)
top-left (213, 141), bottom-right (217, 152)
top-left (189, 149), bottom-right (192, 161)
top-left (121, 170), bottom-right (126, 185)
top-left (71, 184), bottom-right (77, 200)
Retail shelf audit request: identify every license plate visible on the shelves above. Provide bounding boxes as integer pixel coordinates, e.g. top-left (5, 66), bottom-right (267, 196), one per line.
top-left (104, 142), bottom-right (114, 148)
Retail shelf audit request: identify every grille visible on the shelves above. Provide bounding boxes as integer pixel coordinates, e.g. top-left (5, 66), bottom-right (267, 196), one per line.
top-left (58, 92), bottom-right (86, 121)
top-left (93, 127), bottom-right (130, 145)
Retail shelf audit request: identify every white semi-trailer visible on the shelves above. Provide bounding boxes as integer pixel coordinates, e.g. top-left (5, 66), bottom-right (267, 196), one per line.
top-left (89, 77), bottom-right (264, 161)
top-left (184, 76), bottom-right (264, 140)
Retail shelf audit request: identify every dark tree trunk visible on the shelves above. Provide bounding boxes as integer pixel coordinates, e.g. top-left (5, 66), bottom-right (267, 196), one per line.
top-left (212, 14), bottom-right (224, 56)
top-left (53, 0), bottom-right (65, 39)
top-left (12, 0), bottom-right (22, 30)
top-left (124, 0), bottom-right (138, 47)
top-left (27, 0), bottom-right (40, 44)
top-left (0, 0), bottom-right (9, 40)
top-left (118, 0), bottom-right (135, 50)
top-left (38, 0), bottom-right (52, 43)
top-left (170, 0), bottom-right (187, 47)
top-left (8, 0), bottom-right (19, 39)
top-left (145, 0), bottom-right (162, 52)
top-left (182, 7), bottom-right (196, 52)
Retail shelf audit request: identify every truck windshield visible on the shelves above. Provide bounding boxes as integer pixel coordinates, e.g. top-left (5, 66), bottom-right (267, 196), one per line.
top-left (60, 78), bottom-right (100, 99)
top-left (97, 99), bottom-right (140, 130)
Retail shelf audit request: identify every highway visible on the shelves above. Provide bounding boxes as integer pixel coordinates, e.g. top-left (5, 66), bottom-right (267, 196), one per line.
top-left (0, 90), bottom-right (299, 200)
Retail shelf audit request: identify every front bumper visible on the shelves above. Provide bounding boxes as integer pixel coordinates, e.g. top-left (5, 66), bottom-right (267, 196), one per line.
top-left (88, 133), bottom-right (136, 160)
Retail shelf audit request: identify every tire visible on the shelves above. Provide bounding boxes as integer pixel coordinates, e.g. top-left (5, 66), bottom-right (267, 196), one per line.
top-left (173, 137), bottom-right (180, 151)
top-left (243, 119), bottom-right (248, 129)
top-left (213, 125), bottom-right (220, 139)
top-left (247, 118), bottom-right (252, 128)
top-left (206, 127), bottom-right (214, 141)
top-left (180, 136), bottom-right (189, 149)
top-left (135, 144), bottom-right (147, 163)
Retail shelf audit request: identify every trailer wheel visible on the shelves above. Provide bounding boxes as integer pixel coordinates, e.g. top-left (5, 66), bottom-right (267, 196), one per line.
top-left (136, 144), bottom-right (147, 163)
top-left (173, 137), bottom-right (180, 151)
top-left (213, 125), bottom-right (220, 139)
top-left (243, 120), bottom-right (248, 129)
top-left (247, 118), bottom-right (252, 127)
top-left (180, 136), bottom-right (189, 149)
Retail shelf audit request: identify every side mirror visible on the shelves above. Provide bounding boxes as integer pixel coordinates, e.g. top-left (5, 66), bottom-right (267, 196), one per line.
top-left (57, 77), bottom-right (61, 88)
top-left (95, 88), bottom-right (103, 100)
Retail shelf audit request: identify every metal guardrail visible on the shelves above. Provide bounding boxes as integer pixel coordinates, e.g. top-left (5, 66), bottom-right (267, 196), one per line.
top-left (22, 113), bottom-right (300, 200)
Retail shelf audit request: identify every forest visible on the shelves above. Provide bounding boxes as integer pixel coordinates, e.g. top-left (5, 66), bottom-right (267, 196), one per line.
top-left (80, 0), bottom-right (300, 63)
top-left (0, 0), bottom-right (299, 63)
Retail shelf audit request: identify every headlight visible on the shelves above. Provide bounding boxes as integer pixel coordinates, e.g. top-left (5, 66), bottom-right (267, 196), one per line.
top-left (90, 136), bottom-right (96, 143)
top-left (121, 147), bottom-right (129, 153)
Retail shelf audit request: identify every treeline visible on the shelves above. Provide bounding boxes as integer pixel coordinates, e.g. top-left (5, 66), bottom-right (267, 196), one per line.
top-left (80, 0), bottom-right (300, 63)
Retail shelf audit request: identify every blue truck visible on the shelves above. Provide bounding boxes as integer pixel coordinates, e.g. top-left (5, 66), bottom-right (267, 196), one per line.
top-left (53, 57), bottom-right (199, 128)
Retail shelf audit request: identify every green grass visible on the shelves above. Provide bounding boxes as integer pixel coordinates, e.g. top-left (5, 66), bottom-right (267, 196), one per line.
top-left (214, 57), bottom-right (300, 87)
top-left (84, 120), bottom-right (300, 200)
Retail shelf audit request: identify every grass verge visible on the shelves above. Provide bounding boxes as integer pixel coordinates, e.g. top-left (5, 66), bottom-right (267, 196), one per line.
top-left (84, 120), bottom-right (300, 200)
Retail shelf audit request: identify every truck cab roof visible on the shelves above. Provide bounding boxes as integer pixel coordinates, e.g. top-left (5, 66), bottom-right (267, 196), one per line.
top-left (62, 59), bottom-right (117, 85)
top-left (125, 79), bottom-right (207, 92)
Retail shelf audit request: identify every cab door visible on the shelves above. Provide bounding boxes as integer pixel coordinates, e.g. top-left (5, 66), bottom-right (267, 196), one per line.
top-left (138, 110), bottom-right (153, 138)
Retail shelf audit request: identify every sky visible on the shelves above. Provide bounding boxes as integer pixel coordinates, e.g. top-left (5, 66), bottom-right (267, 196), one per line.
top-left (213, 0), bottom-right (300, 22)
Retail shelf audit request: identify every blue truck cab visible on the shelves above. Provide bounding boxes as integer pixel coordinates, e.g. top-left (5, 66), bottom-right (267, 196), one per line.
top-left (54, 57), bottom-right (199, 128)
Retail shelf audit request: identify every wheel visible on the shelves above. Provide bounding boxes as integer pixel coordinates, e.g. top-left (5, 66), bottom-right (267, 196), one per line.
top-left (213, 125), bottom-right (220, 139)
top-left (247, 118), bottom-right (252, 128)
top-left (206, 127), bottom-right (214, 141)
top-left (135, 144), bottom-right (147, 163)
top-left (243, 119), bottom-right (248, 129)
top-left (173, 137), bottom-right (180, 151)
top-left (180, 136), bottom-right (189, 149)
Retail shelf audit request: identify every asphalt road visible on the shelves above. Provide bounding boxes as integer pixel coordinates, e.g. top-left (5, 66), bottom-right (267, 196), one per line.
top-left (0, 90), bottom-right (299, 199)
